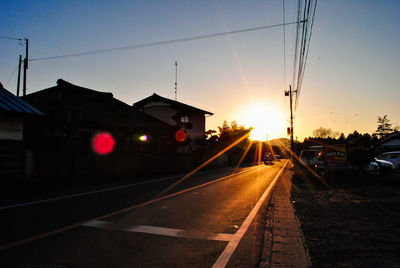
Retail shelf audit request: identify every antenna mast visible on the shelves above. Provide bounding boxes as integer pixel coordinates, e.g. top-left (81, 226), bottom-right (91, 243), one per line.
top-left (174, 61), bottom-right (178, 100)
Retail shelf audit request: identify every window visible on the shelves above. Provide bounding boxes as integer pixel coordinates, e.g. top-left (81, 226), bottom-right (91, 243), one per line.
top-left (180, 115), bottom-right (190, 123)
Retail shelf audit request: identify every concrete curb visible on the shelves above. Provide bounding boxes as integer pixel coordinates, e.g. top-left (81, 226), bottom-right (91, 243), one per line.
top-left (262, 168), bottom-right (311, 268)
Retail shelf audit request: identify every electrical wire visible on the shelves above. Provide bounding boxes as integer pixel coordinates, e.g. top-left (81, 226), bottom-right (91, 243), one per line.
top-left (291, 0), bottom-right (317, 112)
top-left (298, 0), bottom-right (317, 95)
top-left (3, 65), bottom-right (19, 87)
top-left (30, 21), bottom-right (303, 62)
top-left (0, 36), bottom-right (23, 41)
top-left (295, 0), bottom-right (310, 108)
top-left (291, 0), bottom-right (301, 93)
top-left (282, 0), bottom-right (287, 91)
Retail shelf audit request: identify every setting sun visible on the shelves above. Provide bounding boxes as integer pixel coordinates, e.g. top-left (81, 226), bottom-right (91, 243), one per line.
top-left (236, 102), bottom-right (286, 141)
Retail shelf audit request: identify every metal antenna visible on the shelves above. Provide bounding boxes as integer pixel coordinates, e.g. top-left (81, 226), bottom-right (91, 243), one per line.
top-left (175, 61), bottom-right (178, 100)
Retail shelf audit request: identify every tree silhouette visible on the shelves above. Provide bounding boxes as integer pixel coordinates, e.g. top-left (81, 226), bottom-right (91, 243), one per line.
top-left (312, 127), bottom-right (340, 139)
top-left (375, 115), bottom-right (393, 138)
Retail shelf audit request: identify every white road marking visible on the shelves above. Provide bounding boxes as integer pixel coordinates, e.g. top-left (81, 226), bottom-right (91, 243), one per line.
top-left (0, 164), bottom-right (264, 251)
top-left (0, 165), bottom-right (262, 211)
top-left (212, 161), bottom-right (289, 268)
top-left (83, 220), bottom-right (234, 242)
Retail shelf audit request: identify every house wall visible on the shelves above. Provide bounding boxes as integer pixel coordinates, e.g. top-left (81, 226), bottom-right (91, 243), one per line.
top-left (142, 101), bottom-right (206, 140)
top-left (186, 113), bottom-right (205, 140)
top-left (0, 114), bottom-right (25, 181)
top-left (143, 101), bottom-right (177, 125)
top-left (0, 114), bottom-right (23, 141)
top-left (376, 137), bottom-right (400, 154)
top-left (381, 138), bottom-right (400, 147)
top-left (26, 136), bottom-right (200, 181)
top-left (0, 139), bottom-right (25, 181)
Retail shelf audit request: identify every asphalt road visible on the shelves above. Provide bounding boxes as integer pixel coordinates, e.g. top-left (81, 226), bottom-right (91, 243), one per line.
top-left (0, 161), bottom-right (287, 267)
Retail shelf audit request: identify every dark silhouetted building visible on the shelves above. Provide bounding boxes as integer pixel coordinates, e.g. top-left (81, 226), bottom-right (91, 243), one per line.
top-left (134, 93), bottom-right (213, 152)
top-left (0, 83), bottom-right (43, 180)
top-left (21, 79), bottom-right (181, 180)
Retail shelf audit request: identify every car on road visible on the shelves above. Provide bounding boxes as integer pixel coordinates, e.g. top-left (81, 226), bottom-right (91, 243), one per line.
top-left (376, 151), bottom-right (400, 170)
top-left (374, 157), bottom-right (394, 174)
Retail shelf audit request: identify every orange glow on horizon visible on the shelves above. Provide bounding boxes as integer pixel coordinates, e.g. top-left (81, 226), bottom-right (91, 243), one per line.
top-left (236, 101), bottom-right (286, 141)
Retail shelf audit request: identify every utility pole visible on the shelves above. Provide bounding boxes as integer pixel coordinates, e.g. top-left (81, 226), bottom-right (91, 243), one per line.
top-left (23, 38), bottom-right (28, 96)
top-left (17, 55), bottom-right (22, 97)
top-left (174, 61), bottom-right (178, 100)
top-left (285, 85), bottom-right (296, 153)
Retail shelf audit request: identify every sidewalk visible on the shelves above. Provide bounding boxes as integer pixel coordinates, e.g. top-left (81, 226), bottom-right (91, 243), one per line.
top-left (261, 169), bottom-right (311, 267)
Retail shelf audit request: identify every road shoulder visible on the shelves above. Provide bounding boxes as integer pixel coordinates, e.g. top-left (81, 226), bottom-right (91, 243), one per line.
top-left (258, 168), bottom-right (311, 268)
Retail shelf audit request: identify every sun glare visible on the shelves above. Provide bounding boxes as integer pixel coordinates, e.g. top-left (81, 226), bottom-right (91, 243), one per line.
top-left (237, 102), bottom-right (286, 141)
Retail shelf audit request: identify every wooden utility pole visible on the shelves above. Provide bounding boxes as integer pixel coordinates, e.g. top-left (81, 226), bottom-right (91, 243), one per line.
top-left (285, 85), bottom-right (296, 152)
top-left (174, 61), bottom-right (178, 100)
top-left (23, 38), bottom-right (28, 96)
top-left (17, 55), bottom-right (22, 97)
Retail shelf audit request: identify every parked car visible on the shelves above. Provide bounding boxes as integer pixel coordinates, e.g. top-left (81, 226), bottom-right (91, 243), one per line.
top-left (374, 157), bottom-right (394, 174)
top-left (315, 150), bottom-right (379, 176)
top-left (376, 151), bottom-right (400, 169)
top-left (299, 146), bottom-right (323, 167)
top-left (364, 161), bottom-right (380, 175)
top-left (300, 150), bottom-right (317, 166)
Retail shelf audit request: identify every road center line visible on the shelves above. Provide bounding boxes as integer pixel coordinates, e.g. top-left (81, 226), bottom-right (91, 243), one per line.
top-left (83, 220), bottom-right (234, 242)
top-left (212, 160), bottom-right (289, 268)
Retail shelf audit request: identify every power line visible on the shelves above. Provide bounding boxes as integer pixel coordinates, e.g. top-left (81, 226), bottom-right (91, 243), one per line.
top-left (291, 0), bottom-right (301, 93)
top-left (282, 0), bottom-right (287, 90)
top-left (295, 0), bottom-right (309, 108)
top-left (288, 0), bottom-right (317, 112)
top-left (3, 65), bottom-right (18, 87)
top-left (285, 0), bottom-right (317, 151)
top-left (30, 21), bottom-right (304, 62)
top-left (0, 36), bottom-right (23, 41)
top-left (298, 0), bottom-right (317, 96)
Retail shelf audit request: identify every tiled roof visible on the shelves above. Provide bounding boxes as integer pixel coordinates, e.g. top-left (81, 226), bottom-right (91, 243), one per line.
top-left (0, 83), bottom-right (44, 115)
top-left (379, 131), bottom-right (400, 144)
top-left (133, 93), bottom-right (213, 115)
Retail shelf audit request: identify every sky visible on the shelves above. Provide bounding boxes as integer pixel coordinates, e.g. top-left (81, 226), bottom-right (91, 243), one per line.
top-left (1, 0), bottom-right (400, 140)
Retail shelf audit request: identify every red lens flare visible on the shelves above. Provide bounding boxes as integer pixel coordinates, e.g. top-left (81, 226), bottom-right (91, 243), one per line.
top-left (92, 132), bottom-right (115, 155)
top-left (175, 130), bottom-right (187, 143)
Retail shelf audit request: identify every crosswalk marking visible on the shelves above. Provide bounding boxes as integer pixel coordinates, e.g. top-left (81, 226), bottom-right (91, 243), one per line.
top-left (83, 220), bottom-right (234, 242)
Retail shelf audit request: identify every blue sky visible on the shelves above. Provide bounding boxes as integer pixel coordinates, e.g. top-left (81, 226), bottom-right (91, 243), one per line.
top-left (1, 0), bottom-right (399, 139)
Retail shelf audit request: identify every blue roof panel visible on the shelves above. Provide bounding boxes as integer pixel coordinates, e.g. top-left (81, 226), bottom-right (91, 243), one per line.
top-left (0, 84), bottom-right (44, 115)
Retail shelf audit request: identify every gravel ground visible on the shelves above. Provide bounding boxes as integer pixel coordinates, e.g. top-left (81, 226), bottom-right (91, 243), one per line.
top-left (291, 168), bottom-right (400, 267)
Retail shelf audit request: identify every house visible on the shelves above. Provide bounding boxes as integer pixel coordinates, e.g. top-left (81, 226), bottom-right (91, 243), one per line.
top-left (133, 93), bottom-right (213, 150)
top-left (21, 79), bottom-right (179, 179)
top-left (0, 82), bottom-right (43, 180)
top-left (375, 131), bottom-right (400, 154)
top-left (22, 79), bottom-right (174, 143)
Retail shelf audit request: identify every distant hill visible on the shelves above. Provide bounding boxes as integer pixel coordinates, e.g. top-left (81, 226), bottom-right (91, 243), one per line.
top-left (268, 138), bottom-right (300, 147)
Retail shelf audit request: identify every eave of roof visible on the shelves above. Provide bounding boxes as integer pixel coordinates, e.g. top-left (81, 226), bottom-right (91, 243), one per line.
top-left (133, 93), bottom-right (213, 115)
top-left (21, 79), bottom-right (173, 131)
top-left (0, 84), bottom-right (44, 116)
top-left (379, 131), bottom-right (400, 145)
top-left (24, 79), bottom-right (113, 99)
